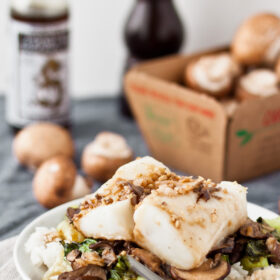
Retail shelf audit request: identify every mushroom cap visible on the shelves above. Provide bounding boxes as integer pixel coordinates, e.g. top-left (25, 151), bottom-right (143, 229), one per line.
top-left (232, 13), bottom-right (280, 65)
top-left (82, 153), bottom-right (133, 182)
top-left (33, 155), bottom-right (77, 209)
top-left (13, 122), bottom-right (75, 169)
top-left (81, 132), bottom-right (133, 182)
top-left (170, 255), bottom-right (230, 280)
top-left (71, 175), bottom-right (92, 200)
top-left (185, 52), bottom-right (240, 98)
top-left (236, 69), bottom-right (279, 101)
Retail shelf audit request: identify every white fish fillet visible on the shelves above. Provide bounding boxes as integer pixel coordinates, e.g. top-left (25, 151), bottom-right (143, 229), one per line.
top-left (74, 157), bottom-right (170, 240)
top-left (133, 181), bottom-right (247, 270)
top-left (74, 156), bottom-right (247, 270)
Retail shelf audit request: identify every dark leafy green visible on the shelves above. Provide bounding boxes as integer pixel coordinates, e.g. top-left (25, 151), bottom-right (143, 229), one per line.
top-left (60, 241), bottom-right (79, 257)
top-left (79, 239), bottom-right (97, 253)
top-left (221, 254), bottom-right (230, 263)
top-left (245, 240), bottom-right (269, 257)
top-left (60, 238), bottom-right (97, 257)
top-left (109, 256), bottom-right (138, 280)
top-left (257, 217), bottom-right (280, 241)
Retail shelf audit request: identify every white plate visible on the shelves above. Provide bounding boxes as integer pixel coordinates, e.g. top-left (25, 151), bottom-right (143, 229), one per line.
top-left (14, 201), bottom-right (278, 280)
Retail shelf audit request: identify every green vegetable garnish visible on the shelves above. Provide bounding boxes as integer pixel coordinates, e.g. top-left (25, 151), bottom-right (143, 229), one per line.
top-left (110, 269), bottom-right (122, 280)
top-left (241, 256), bottom-right (269, 271)
top-left (109, 256), bottom-right (139, 280)
top-left (264, 217), bottom-right (280, 233)
top-left (60, 238), bottom-right (97, 256)
top-left (245, 240), bottom-right (269, 257)
top-left (60, 241), bottom-right (79, 256)
top-left (258, 216), bottom-right (280, 240)
top-left (221, 255), bottom-right (230, 263)
top-left (79, 238), bottom-right (97, 253)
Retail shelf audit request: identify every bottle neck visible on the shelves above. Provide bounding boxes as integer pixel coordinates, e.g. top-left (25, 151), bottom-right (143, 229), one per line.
top-left (136, 0), bottom-right (173, 5)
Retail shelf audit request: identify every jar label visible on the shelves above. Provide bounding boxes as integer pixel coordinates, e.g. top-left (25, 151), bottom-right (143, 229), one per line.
top-left (7, 19), bottom-right (70, 127)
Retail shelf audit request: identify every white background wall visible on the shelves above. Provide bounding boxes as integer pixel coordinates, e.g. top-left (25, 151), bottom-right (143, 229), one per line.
top-left (0, 0), bottom-right (280, 97)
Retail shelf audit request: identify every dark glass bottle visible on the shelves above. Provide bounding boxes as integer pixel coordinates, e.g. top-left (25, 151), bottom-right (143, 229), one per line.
top-left (121, 0), bottom-right (185, 117)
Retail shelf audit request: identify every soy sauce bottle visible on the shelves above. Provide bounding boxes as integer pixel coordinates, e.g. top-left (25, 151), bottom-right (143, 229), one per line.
top-left (7, 0), bottom-right (70, 130)
top-left (121, 0), bottom-right (185, 117)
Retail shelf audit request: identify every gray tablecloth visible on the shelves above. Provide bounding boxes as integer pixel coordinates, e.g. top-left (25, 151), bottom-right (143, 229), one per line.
top-left (0, 96), bottom-right (280, 242)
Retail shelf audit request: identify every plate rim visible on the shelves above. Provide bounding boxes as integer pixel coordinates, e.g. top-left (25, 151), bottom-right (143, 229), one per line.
top-left (13, 200), bottom-right (278, 280)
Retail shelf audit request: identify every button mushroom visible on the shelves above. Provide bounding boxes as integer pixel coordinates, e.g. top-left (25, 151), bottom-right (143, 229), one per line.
top-left (239, 218), bottom-right (272, 239)
top-left (58, 264), bottom-right (106, 280)
top-left (81, 132), bottom-right (133, 182)
top-left (33, 156), bottom-right (92, 208)
top-left (266, 237), bottom-right (280, 263)
top-left (13, 122), bottom-right (74, 170)
top-left (232, 13), bottom-right (280, 65)
top-left (208, 237), bottom-right (235, 256)
top-left (90, 241), bottom-right (117, 266)
top-left (170, 255), bottom-right (230, 280)
top-left (130, 248), bottom-right (165, 277)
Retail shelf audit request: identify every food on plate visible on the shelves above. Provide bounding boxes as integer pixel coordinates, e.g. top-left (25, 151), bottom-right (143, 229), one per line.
top-left (236, 69), bottom-right (280, 101)
top-left (33, 156), bottom-right (92, 209)
top-left (232, 13), bottom-right (280, 66)
top-left (81, 132), bottom-right (133, 182)
top-left (185, 52), bottom-right (241, 98)
top-left (26, 157), bottom-right (280, 280)
top-left (13, 122), bottom-right (74, 169)
top-left (133, 180), bottom-right (246, 270)
top-left (76, 156), bottom-right (170, 241)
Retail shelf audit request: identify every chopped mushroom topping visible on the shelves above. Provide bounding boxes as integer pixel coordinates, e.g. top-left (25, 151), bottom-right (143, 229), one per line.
top-left (58, 264), bottom-right (107, 280)
top-left (239, 218), bottom-right (272, 239)
top-left (72, 252), bottom-right (104, 270)
top-left (66, 249), bottom-right (81, 262)
top-left (170, 254), bottom-right (230, 280)
top-left (67, 207), bottom-right (81, 223)
top-left (89, 240), bottom-right (117, 266)
top-left (130, 248), bottom-right (165, 277)
top-left (102, 247), bottom-right (117, 267)
top-left (266, 237), bottom-right (280, 263)
top-left (229, 237), bottom-right (248, 264)
top-left (208, 237), bottom-right (235, 256)
top-left (193, 181), bottom-right (221, 202)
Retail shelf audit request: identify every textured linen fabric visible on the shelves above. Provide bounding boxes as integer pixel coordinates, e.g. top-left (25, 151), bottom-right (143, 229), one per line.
top-left (0, 96), bottom-right (148, 241)
top-left (0, 236), bottom-right (21, 280)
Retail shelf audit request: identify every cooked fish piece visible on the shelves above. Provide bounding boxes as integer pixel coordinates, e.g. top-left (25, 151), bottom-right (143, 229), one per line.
top-left (133, 180), bottom-right (247, 270)
top-left (74, 157), bottom-right (171, 240)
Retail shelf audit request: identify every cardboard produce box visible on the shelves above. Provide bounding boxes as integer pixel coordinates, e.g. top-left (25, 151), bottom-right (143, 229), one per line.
top-left (124, 48), bottom-right (280, 182)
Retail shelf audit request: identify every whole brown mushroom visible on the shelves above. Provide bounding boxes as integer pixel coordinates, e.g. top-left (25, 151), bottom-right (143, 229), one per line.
top-left (81, 132), bottom-right (133, 182)
top-left (170, 254), bottom-right (230, 280)
top-left (232, 13), bottom-right (280, 66)
top-left (13, 122), bottom-right (75, 170)
top-left (33, 156), bottom-right (92, 209)
top-left (185, 52), bottom-right (241, 98)
top-left (236, 69), bottom-right (280, 101)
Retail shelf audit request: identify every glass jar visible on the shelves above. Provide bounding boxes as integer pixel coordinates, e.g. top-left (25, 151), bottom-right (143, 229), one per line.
top-left (7, 0), bottom-right (70, 129)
